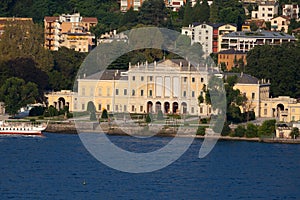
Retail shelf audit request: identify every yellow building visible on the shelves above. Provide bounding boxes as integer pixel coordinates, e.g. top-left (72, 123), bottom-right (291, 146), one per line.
top-left (46, 62), bottom-right (300, 123)
top-left (44, 13), bottom-right (97, 52)
top-left (76, 59), bottom-right (216, 116)
top-left (45, 90), bottom-right (76, 111)
top-left (47, 59), bottom-right (219, 116)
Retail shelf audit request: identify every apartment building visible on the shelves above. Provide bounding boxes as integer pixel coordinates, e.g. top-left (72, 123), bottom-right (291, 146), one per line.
top-left (218, 49), bottom-right (247, 71)
top-left (182, 23), bottom-right (237, 55)
top-left (252, 1), bottom-right (279, 21)
top-left (282, 4), bottom-right (299, 20)
top-left (120, 0), bottom-right (144, 12)
top-left (220, 30), bottom-right (295, 52)
top-left (0, 17), bottom-right (33, 38)
top-left (44, 13), bottom-right (97, 52)
top-left (270, 16), bottom-right (290, 33)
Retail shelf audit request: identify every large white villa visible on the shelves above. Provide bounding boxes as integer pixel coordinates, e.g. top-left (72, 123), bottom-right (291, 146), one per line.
top-left (46, 59), bottom-right (300, 123)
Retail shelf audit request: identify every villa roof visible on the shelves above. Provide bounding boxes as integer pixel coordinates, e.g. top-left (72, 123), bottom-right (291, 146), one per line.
top-left (44, 16), bottom-right (59, 22)
top-left (224, 73), bottom-right (260, 84)
top-left (83, 70), bottom-right (127, 80)
top-left (82, 17), bottom-right (98, 23)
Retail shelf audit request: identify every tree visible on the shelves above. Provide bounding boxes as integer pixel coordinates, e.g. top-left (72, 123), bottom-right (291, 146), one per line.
top-left (49, 47), bottom-right (87, 90)
top-left (246, 44), bottom-right (300, 98)
top-left (290, 127), bottom-right (299, 139)
top-left (245, 123), bottom-right (258, 138)
top-left (0, 77), bottom-right (38, 115)
top-left (0, 20), bottom-right (53, 72)
top-left (87, 101), bottom-right (97, 121)
top-left (145, 113), bottom-right (152, 123)
top-left (209, 1), bottom-right (219, 23)
top-left (101, 109), bottom-right (108, 119)
top-left (183, 0), bottom-right (193, 26)
top-left (198, 0), bottom-right (210, 23)
top-left (138, 0), bottom-right (167, 26)
top-left (157, 110), bottom-right (164, 120)
top-left (258, 119), bottom-right (276, 137)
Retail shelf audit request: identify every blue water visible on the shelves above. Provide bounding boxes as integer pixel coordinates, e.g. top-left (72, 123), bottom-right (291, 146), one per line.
top-left (1, 133), bottom-right (300, 199)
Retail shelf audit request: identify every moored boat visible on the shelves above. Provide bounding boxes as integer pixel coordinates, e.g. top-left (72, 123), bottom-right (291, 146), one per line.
top-left (0, 120), bottom-right (48, 136)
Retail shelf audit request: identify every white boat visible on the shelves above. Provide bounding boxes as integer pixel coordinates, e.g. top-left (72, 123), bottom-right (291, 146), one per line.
top-left (0, 120), bottom-right (48, 136)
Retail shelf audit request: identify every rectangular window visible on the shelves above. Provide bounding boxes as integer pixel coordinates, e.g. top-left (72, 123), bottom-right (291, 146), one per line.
top-left (191, 107), bottom-right (194, 113)
top-left (141, 90), bottom-right (144, 96)
top-left (141, 76), bottom-right (144, 81)
top-left (200, 77), bottom-right (204, 82)
top-left (183, 91), bottom-right (186, 97)
top-left (192, 77), bottom-right (195, 82)
top-left (132, 76), bottom-right (135, 81)
top-left (200, 107), bottom-right (203, 113)
top-left (116, 89), bottom-right (119, 95)
top-left (252, 92), bottom-right (255, 100)
top-left (107, 104), bottom-right (110, 111)
top-left (98, 88), bottom-right (102, 96)
top-left (192, 91), bottom-right (195, 97)
top-left (124, 105), bottom-right (127, 112)
top-left (264, 108), bottom-right (267, 115)
top-left (124, 89), bottom-right (127, 95)
top-left (184, 77), bottom-right (187, 82)
top-left (132, 105), bottom-right (135, 112)
top-left (132, 89), bottom-right (135, 96)
top-left (82, 103), bottom-right (85, 110)
top-left (140, 106), bottom-right (143, 112)
top-left (149, 76), bottom-right (153, 81)
top-left (98, 104), bottom-right (101, 111)
top-left (149, 90), bottom-right (152, 97)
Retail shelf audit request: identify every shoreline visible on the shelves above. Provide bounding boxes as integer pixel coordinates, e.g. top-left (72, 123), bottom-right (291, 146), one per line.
top-left (45, 121), bottom-right (300, 144)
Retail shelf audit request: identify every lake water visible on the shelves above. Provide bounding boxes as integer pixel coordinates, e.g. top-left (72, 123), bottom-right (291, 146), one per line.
top-left (1, 132), bottom-right (300, 199)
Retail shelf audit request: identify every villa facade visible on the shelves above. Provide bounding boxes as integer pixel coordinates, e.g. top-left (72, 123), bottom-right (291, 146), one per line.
top-left (46, 60), bottom-right (300, 123)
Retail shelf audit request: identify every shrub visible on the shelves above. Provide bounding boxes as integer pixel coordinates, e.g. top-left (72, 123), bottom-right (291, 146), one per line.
top-left (197, 126), bottom-right (206, 136)
top-left (258, 119), bottom-right (276, 137)
top-left (221, 121), bottom-right (231, 136)
top-left (290, 127), bottom-right (299, 139)
top-left (245, 123), bottom-right (258, 138)
top-left (233, 125), bottom-right (246, 137)
top-left (200, 118), bottom-right (208, 124)
top-left (44, 106), bottom-right (58, 117)
top-left (29, 106), bottom-right (45, 116)
top-left (157, 110), bottom-right (164, 120)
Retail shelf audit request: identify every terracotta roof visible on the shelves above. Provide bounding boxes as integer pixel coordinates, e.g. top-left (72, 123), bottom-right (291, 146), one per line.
top-left (272, 15), bottom-right (290, 21)
top-left (82, 17), bottom-right (98, 23)
top-left (44, 16), bottom-right (59, 22)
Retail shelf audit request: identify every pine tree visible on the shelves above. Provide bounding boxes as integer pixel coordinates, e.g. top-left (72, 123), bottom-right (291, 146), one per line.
top-left (183, 0), bottom-right (193, 26)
